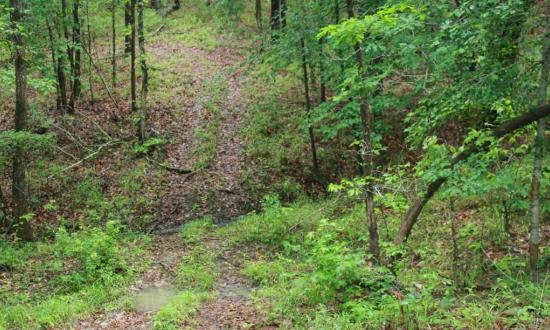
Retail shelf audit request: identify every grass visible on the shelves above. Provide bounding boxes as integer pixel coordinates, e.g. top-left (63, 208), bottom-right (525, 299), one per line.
top-left (153, 290), bottom-right (212, 330)
top-left (175, 245), bottom-right (218, 291)
top-left (0, 225), bottom-right (151, 330)
top-left (191, 74), bottom-right (228, 170)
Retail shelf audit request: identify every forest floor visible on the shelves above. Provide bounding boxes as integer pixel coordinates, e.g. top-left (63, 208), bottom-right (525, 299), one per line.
top-left (70, 7), bottom-right (270, 330)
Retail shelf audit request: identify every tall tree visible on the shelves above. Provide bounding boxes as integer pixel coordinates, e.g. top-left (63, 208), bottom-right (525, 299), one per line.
top-left (346, 0), bottom-right (379, 263)
top-left (137, 0), bottom-right (148, 142)
top-left (85, 0), bottom-right (94, 105)
top-left (10, 0), bottom-right (33, 241)
top-left (125, 0), bottom-right (131, 54)
top-left (112, 0), bottom-right (117, 87)
top-left (61, 0), bottom-right (73, 94)
top-left (528, 0), bottom-right (550, 283)
top-left (68, 0), bottom-right (82, 113)
top-left (130, 0), bottom-right (137, 113)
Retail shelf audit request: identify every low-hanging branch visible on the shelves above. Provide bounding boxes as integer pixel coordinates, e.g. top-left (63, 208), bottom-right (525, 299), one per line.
top-left (394, 103), bottom-right (550, 244)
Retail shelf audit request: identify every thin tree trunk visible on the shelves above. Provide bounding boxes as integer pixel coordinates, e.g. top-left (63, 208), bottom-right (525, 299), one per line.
top-left (394, 103), bottom-right (550, 244)
top-left (346, 0), bottom-right (379, 263)
top-left (137, 0), bottom-right (148, 142)
top-left (10, 0), bottom-right (33, 241)
top-left (529, 0), bottom-right (550, 283)
top-left (449, 198), bottom-right (461, 288)
top-left (130, 0), bottom-right (137, 112)
top-left (112, 0), bottom-right (117, 87)
top-left (61, 0), bottom-right (73, 94)
top-left (47, 24), bottom-right (62, 113)
top-left (125, 0), bottom-right (131, 55)
top-left (86, 0), bottom-right (94, 105)
top-left (300, 38), bottom-right (321, 178)
top-left (68, 0), bottom-right (81, 113)
top-left (0, 186), bottom-right (7, 231)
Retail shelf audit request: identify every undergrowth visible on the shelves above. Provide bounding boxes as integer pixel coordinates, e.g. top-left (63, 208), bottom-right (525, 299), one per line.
top-left (217, 197), bottom-right (550, 329)
top-left (0, 223), bottom-right (150, 329)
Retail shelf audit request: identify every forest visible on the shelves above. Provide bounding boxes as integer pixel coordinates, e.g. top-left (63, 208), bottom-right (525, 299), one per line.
top-left (0, 0), bottom-right (549, 329)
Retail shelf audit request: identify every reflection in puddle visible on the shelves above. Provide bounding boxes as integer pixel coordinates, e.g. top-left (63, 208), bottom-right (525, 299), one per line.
top-left (134, 286), bottom-right (177, 312)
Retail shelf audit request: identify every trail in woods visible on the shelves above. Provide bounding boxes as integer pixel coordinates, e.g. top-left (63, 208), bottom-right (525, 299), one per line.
top-left (71, 12), bottom-right (273, 329)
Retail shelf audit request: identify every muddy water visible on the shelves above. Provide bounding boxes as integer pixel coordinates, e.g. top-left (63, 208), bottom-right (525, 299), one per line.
top-left (134, 285), bottom-right (178, 313)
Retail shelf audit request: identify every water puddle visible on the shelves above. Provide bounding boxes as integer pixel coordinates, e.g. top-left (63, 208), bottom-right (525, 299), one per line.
top-left (134, 285), bottom-right (178, 313)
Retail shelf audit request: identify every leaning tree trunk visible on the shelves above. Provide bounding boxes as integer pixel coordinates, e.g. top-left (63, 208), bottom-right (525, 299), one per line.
top-left (529, 0), bottom-right (550, 283)
top-left (10, 0), bottom-right (33, 241)
top-left (394, 103), bottom-right (550, 245)
top-left (346, 0), bottom-right (379, 264)
top-left (137, 0), bottom-right (148, 142)
top-left (68, 0), bottom-right (81, 113)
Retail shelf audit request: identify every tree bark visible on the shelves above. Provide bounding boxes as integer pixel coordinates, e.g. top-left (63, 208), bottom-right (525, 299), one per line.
top-left (529, 0), bottom-right (550, 283)
top-left (346, 0), bottom-right (379, 264)
top-left (130, 0), bottom-right (137, 112)
top-left (68, 0), bottom-right (82, 113)
top-left (112, 0), bottom-right (117, 87)
top-left (47, 23), bottom-right (63, 113)
top-left (394, 103), bottom-right (550, 244)
top-left (125, 0), bottom-right (131, 55)
top-left (61, 0), bottom-right (73, 94)
top-left (256, 0), bottom-right (263, 31)
top-left (137, 0), bottom-right (148, 142)
top-left (10, 0), bottom-right (33, 241)
top-left (86, 0), bottom-right (94, 105)
top-left (300, 38), bottom-right (321, 178)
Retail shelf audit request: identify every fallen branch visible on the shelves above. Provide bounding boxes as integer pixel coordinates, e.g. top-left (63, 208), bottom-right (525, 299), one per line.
top-left (145, 156), bottom-right (193, 174)
top-left (150, 24), bottom-right (165, 36)
top-left (82, 46), bottom-right (120, 111)
top-left (48, 140), bottom-right (123, 178)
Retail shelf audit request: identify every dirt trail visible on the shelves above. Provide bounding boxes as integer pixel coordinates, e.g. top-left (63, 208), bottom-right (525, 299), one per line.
top-left (72, 8), bottom-right (272, 329)
top-left (194, 239), bottom-right (275, 330)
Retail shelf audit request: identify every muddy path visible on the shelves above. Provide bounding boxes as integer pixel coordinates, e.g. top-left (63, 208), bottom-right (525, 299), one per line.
top-left (72, 232), bottom-right (275, 329)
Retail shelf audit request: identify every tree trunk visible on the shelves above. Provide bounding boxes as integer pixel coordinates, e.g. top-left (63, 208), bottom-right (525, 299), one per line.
top-left (125, 0), bottom-right (131, 55)
top-left (112, 0), bottom-right (117, 87)
top-left (130, 0), bottom-right (137, 112)
top-left (47, 23), bottom-right (62, 113)
top-left (346, 0), bottom-right (379, 264)
top-left (10, 0), bottom-right (33, 241)
top-left (449, 198), bottom-right (461, 288)
top-left (61, 0), bottom-right (73, 94)
top-left (394, 103), bottom-right (550, 244)
top-left (256, 0), bottom-right (262, 31)
top-left (300, 38), bottom-right (321, 179)
top-left (137, 0), bottom-right (148, 142)
top-left (529, 0), bottom-right (550, 283)
top-left (270, 0), bottom-right (286, 39)
top-left (86, 0), bottom-right (94, 105)
top-left (68, 0), bottom-right (81, 113)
